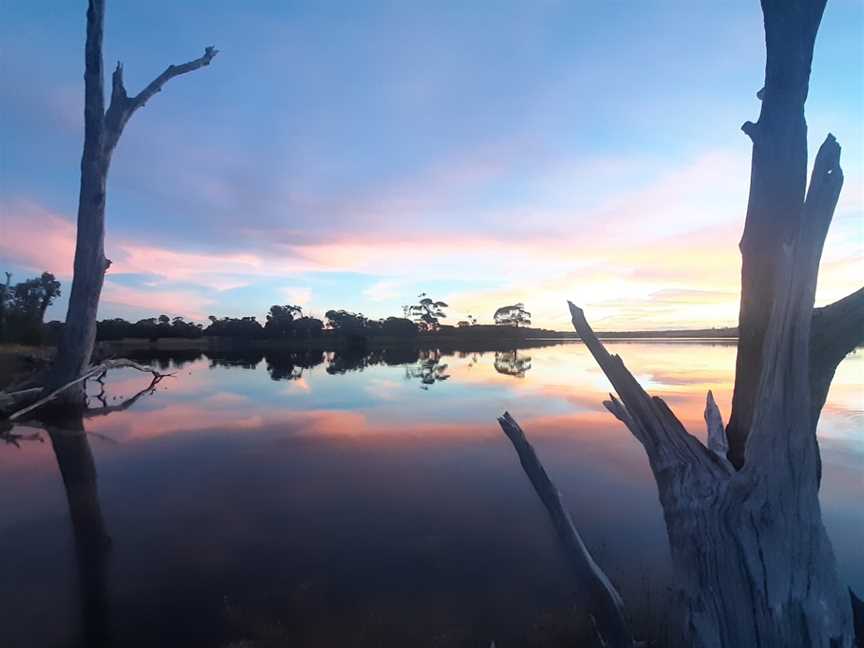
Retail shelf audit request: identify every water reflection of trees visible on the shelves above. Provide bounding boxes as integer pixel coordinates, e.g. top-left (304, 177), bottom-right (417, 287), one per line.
top-left (122, 349), bottom-right (205, 371)
top-left (267, 350), bottom-right (324, 381)
top-left (494, 350), bottom-right (533, 378)
top-left (103, 346), bottom-right (544, 388)
top-left (405, 350), bottom-right (451, 389)
top-left (208, 351), bottom-right (263, 370)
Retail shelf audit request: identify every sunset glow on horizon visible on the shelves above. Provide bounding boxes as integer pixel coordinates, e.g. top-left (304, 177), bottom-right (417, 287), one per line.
top-left (2, 1), bottom-right (861, 330)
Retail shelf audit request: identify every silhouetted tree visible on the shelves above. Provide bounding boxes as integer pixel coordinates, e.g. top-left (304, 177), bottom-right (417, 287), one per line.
top-left (0, 272), bottom-right (11, 339)
top-left (405, 293), bottom-right (448, 331)
top-left (0, 271), bottom-right (62, 344)
top-left (378, 316), bottom-right (418, 337)
top-left (264, 304), bottom-right (304, 338)
top-left (203, 316), bottom-right (264, 339)
top-left (494, 303), bottom-right (531, 327)
top-left (324, 310), bottom-right (368, 334)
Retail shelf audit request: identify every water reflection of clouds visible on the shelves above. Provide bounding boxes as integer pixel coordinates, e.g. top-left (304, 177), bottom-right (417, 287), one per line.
top-left (71, 343), bottom-right (862, 457)
top-left (2, 341), bottom-right (862, 644)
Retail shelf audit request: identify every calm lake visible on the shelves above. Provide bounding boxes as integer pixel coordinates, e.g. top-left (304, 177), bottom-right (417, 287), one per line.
top-left (2, 341), bottom-right (862, 647)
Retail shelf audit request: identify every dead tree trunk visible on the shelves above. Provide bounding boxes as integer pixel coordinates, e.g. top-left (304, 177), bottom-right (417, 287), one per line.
top-left (726, 0), bottom-right (830, 468)
top-left (50, 0), bottom-right (217, 403)
top-left (499, 1), bottom-right (862, 645)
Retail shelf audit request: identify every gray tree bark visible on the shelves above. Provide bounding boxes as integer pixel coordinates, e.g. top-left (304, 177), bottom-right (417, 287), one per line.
top-left (50, 0), bottom-right (217, 403)
top-left (499, 1), bottom-right (862, 645)
top-left (726, 0), bottom-right (842, 468)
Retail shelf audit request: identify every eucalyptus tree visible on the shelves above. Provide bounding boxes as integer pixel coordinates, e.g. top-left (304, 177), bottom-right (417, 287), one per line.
top-left (406, 293), bottom-right (449, 331)
top-left (493, 303), bottom-right (531, 327)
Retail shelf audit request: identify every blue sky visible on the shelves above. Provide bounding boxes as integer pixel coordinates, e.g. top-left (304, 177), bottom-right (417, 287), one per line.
top-left (1, 1), bottom-right (862, 329)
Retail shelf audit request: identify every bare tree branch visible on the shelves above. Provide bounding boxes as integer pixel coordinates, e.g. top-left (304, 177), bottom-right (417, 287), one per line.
top-left (810, 286), bottom-right (864, 418)
top-left (497, 412), bottom-right (634, 648)
top-left (103, 46), bottom-right (219, 155)
top-left (569, 301), bottom-right (730, 481)
top-left (50, 2), bottom-right (218, 398)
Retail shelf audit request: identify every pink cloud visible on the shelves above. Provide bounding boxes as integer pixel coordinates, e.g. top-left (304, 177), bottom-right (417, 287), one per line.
top-left (3, 135), bottom-right (860, 331)
top-left (0, 200), bottom-right (76, 277)
top-left (100, 281), bottom-right (215, 321)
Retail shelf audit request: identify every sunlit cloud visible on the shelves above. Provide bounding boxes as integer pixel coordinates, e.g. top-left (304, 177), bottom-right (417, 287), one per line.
top-left (101, 281), bottom-right (215, 321)
top-left (3, 137), bottom-right (860, 328)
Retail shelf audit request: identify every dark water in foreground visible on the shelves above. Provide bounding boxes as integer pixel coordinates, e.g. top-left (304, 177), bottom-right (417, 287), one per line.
top-left (1, 342), bottom-right (862, 647)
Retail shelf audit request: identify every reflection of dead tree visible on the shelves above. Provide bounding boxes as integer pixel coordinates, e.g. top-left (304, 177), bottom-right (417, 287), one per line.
top-left (499, 2), bottom-right (861, 645)
top-left (2, 393), bottom-right (169, 642)
top-left (3, 372), bottom-right (164, 447)
top-left (0, 425), bottom-right (45, 447)
top-left (44, 413), bottom-right (112, 646)
top-left (84, 373), bottom-right (165, 418)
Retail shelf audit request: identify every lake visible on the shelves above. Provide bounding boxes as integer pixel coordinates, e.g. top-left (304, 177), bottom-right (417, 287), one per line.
top-left (1, 341), bottom-right (862, 647)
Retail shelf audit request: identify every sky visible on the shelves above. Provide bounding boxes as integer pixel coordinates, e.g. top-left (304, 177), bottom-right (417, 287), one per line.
top-left (1, 1), bottom-right (862, 331)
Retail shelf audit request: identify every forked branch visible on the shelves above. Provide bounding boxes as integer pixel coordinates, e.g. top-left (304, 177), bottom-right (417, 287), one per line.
top-left (103, 46), bottom-right (219, 152)
top-left (568, 301), bottom-right (731, 480)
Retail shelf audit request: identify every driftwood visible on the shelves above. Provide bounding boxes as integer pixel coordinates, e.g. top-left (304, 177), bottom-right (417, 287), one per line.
top-left (48, 0), bottom-right (217, 402)
top-left (499, 1), bottom-right (862, 645)
top-left (2, 359), bottom-right (169, 421)
top-left (498, 412), bottom-right (633, 648)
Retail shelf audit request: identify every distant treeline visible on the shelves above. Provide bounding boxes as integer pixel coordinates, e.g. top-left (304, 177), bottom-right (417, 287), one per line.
top-left (2, 271), bottom-right (740, 347)
top-left (94, 307), bottom-right (422, 342)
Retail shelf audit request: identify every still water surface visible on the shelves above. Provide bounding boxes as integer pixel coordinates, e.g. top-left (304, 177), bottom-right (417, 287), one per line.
top-left (1, 342), bottom-right (861, 647)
